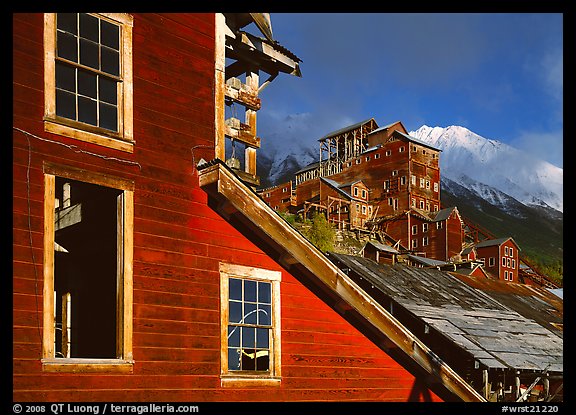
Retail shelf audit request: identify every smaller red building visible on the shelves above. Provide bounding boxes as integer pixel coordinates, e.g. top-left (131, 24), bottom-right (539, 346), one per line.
top-left (258, 181), bottom-right (294, 212)
top-left (475, 237), bottom-right (520, 282)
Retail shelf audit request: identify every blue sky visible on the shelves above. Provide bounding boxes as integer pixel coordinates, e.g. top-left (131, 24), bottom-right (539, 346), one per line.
top-left (255, 13), bottom-right (563, 168)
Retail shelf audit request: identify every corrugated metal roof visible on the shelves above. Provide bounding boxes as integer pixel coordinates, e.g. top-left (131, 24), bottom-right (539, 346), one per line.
top-left (327, 253), bottom-right (563, 374)
top-left (475, 237), bottom-right (517, 248)
top-left (318, 118), bottom-right (377, 141)
top-left (364, 240), bottom-right (399, 254)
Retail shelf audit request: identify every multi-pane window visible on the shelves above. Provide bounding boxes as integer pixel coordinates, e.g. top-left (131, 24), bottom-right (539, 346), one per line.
top-left (55, 13), bottom-right (120, 131)
top-left (220, 264), bottom-right (281, 382)
top-left (44, 13), bottom-right (133, 151)
top-left (227, 278), bottom-right (272, 372)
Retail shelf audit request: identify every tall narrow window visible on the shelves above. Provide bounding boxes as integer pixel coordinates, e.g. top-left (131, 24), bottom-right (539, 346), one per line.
top-left (42, 164), bottom-right (133, 372)
top-left (220, 264), bottom-right (281, 384)
top-left (44, 13), bottom-right (134, 152)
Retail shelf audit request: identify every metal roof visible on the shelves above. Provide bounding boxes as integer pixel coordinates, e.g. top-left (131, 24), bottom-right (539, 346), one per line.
top-left (328, 253), bottom-right (563, 374)
top-left (393, 130), bottom-right (442, 152)
top-left (475, 237), bottom-right (520, 249)
top-left (318, 118), bottom-right (377, 141)
top-left (364, 240), bottom-right (400, 254)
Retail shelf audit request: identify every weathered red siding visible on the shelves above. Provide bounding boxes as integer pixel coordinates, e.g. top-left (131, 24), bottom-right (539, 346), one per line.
top-left (13, 13), bottom-right (442, 402)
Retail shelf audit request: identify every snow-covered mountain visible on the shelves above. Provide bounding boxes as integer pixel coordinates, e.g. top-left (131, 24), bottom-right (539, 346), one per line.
top-left (258, 123), bottom-right (563, 215)
top-left (409, 125), bottom-right (563, 213)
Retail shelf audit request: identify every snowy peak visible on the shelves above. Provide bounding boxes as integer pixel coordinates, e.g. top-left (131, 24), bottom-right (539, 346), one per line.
top-left (409, 125), bottom-right (563, 213)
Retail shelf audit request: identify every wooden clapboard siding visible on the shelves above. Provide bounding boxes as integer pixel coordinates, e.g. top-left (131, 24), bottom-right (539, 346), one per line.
top-left (13, 12), bottom-right (443, 402)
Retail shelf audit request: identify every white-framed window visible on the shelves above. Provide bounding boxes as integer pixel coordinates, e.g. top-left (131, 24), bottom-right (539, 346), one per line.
top-left (411, 239), bottom-right (418, 249)
top-left (44, 13), bottom-right (134, 152)
top-left (220, 263), bottom-right (281, 384)
top-left (512, 259), bottom-right (516, 269)
top-left (400, 176), bottom-right (406, 186)
top-left (412, 225), bottom-right (418, 235)
top-left (354, 187), bottom-right (358, 197)
top-left (436, 222), bottom-right (443, 230)
top-left (507, 258), bottom-right (511, 267)
top-left (362, 205), bottom-right (366, 214)
top-left (422, 223), bottom-right (428, 232)
top-left (392, 170), bottom-right (398, 176)
top-left (388, 197), bottom-right (393, 206)
top-left (489, 257), bottom-right (495, 267)
top-left (42, 163), bottom-right (134, 372)
top-left (425, 180), bottom-right (430, 190)
top-left (374, 153), bottom-right (380, 159)
top-left (365, 156), bottom-right (370, 162)
top-left (399, 146), bottom-right (405, 153)
top-left (385, 150), bottom-right (392, 156)
top-left (422, 236), bottom-right (429, 246)
top-left (420, 178), bottom-right (425, 188)
top-left (505, 246), bottom-right (509, 256)
top-left (504, 271), bottom-right (508, 280)
top-left (419, 200), bottom-right (424, 209)
top-left (361, 189), bottom-right (366, 199)
top-left (383, 180), bottom-right (389, 190)
top-left (411, 198), bottom-right (416, 207)
top-left (355, 158), bottom-right (361, 164)
top-left (433, 205), bottom-right (438, 212)
top-left (434, 182), bottom-right (439, 192)
top-left (502, 257), bottom-right (506, 267)
top-left (509, 247), bottom-right (514, 258)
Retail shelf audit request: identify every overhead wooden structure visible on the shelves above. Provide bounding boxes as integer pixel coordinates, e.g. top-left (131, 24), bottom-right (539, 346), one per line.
top-left (215, 13), bottom-right (301, 187)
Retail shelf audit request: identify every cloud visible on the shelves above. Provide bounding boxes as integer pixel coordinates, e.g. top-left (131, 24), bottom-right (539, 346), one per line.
top-left (509, 129), bottom-right (563, 169)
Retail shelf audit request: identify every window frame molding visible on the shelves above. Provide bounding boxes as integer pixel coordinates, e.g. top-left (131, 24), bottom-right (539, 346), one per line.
top-left (41, 162), bottom-right (134, 373)
top-left (219, 263), bottom-right (282, 387)
top-left (43, 13), bottom-right (134, 153)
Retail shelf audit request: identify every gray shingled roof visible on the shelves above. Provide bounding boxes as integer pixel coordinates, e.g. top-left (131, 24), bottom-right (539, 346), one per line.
top-left (327, 253), bottom-right (563, 374)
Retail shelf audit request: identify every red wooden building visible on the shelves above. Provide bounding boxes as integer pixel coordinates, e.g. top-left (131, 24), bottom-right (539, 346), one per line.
top-left (257, 181), bottom-right (294, 213)
top-left (475, 237), bottom-right (520, 282)
top-left (13, 12), bottom-right (485, 403)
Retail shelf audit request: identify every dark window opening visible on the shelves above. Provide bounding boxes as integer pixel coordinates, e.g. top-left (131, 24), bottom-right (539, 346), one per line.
top-left (53, 177), bottom-right (122, 359)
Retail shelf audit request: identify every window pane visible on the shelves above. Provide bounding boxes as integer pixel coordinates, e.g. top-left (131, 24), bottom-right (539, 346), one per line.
top-left (256, 328), bottom-right (269, 348)
top-left (244, 280), bottom-right (257, 302)
top-left (228, 326), bottom-right (240, 348)
top-left (80, 39), bottom-right (99, 69)
top-left (101, 47), bottom-right (120, 76)
top-left (244, 302), bottom-right (257, 325)
top-left (228, 348), bottom-right (240, 371)
top-left (78, 96), bottom-right (97, 126)
top-left (99, 77), bottom-right (117, 105)
top-left (229, 300), bottom-right (242, 324)
top-left (80, 13), bottom-right (99, 42)
top-left (242, 327), bottom-right (255, 348)
top-left (258, 304), bottom-right (271, 326)
top-left (241, 349), bottom-right (257, 370)
top-left (56, 90), bottom-right (76, 120)
top-left (77, 70), bottom-right (97, 98)
top-left (255, 350), bottom-right (270, 371)
top-left (99, 102), bottom-right (118, 131)
top-left (258, 282), bottom-right (271, 304)
top-left (229, 278), bottom-right (242, 301)
top-left (57, 31), bottom-right (78, 62)
top-left (57, 13), bottom-right (77, 35)
top-left (56, 62), bottom-right (76, 92)
top-left (101, 20), bottom-right (120, 50)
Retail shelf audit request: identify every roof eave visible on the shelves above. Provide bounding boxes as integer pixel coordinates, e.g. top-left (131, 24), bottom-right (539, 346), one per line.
top-left (197, 160), bottom-right (485, 402)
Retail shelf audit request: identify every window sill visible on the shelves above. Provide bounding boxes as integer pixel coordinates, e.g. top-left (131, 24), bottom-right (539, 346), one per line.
top-left (220, 375), bottom-right (281, 387)
top-left (44, 119), bottom-right (134, 153)
top-left (41, 358), bottom-right (134, 373)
